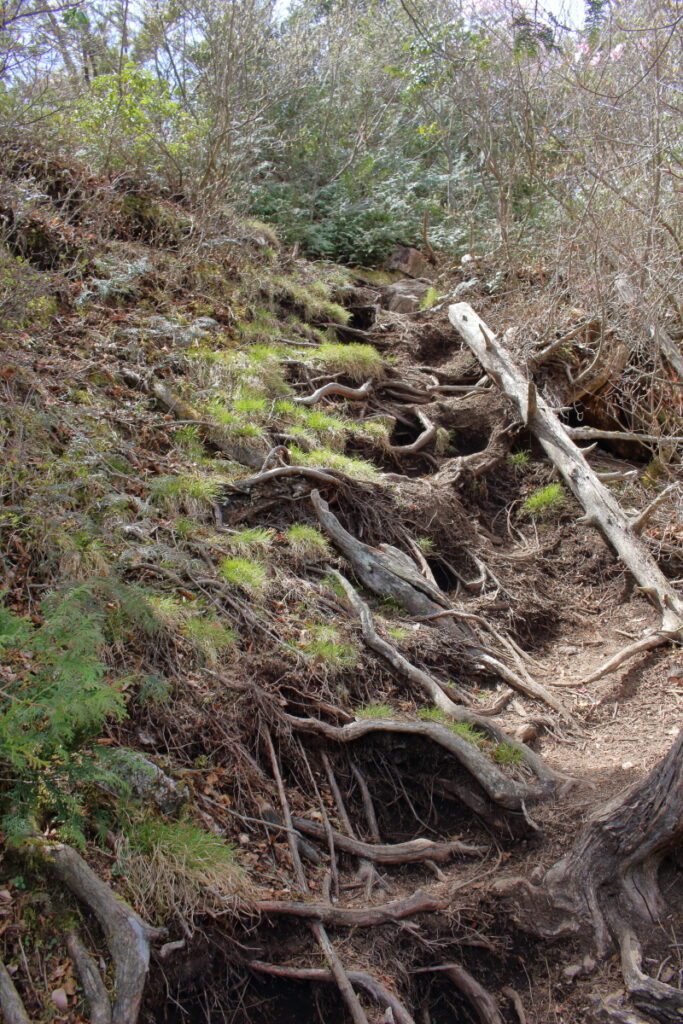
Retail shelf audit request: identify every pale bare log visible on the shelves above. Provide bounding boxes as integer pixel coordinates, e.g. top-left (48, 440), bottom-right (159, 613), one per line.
top-left (448, 304), bottom-right (683, 637)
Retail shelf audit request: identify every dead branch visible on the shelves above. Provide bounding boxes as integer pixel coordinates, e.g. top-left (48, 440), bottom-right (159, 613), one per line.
top-left (294, 381), bottom-right (373, 405)
top-left (66, 930), bottom-right (112, 1024)
top-left (630, 483), bottom-right (679, 535)
top-left (449, 304), bottom-right (683, 642)
top-left (292, 816), bottom-right (484, 863)
top-left (579, 633), bottom-right (670, 685)
top-left (415, 963), bottom-right (503, 1024)
top-left (566, 426), bottom-right (683, 445)
top-left (44, 843), bottom-right (165, 1024)
top-left (0, 961), bottom-right (31, 1024)
top-left (249, 962), bottom-right (416, 1024)
top-left (255, 889), bottom-right (446, 926)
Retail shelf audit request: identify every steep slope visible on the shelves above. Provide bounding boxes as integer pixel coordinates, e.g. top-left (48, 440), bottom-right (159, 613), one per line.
top-left (1, 145), bottom-right (683, 1024)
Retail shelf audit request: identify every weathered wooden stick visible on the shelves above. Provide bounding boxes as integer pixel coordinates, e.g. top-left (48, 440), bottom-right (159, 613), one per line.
top-left (448, 303), bottom-right (683, 637)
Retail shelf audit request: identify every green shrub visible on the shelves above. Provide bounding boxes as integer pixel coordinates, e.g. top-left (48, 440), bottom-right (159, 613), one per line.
top-left (522, 482), bottom-right (566, 518)
top-left (0, 586), bottom-right (128, 846)
top-left (508, 450), bottom-right (530, 470)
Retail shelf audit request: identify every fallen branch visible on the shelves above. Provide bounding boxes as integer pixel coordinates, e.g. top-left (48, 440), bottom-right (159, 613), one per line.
top-left (255, 889), bottom-right (446, 927)
top-left (294, 381), bottom-right (373, 405)
top-left (579, 633), bottom-right (670, 686)
top-left (249, 962), bottom-right (416, 1024)
top-left (630, 483), bottom-right (678, 535)
top-left (44, 843), bottom-right (165, 1024)
top-left (566, 426), bottom-right (683, 445)
top-left (291, 817), bottom-right (484, 863)
top-left (0, 961), bottom-right (31, 1024)
top-left (449, 304), bottom-right (683, 644)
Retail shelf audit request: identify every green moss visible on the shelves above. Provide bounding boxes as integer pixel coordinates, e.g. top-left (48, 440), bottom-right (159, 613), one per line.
top-left (183, 617), bottom-right (237, 666)
top-left (229, 527), bottom-right (274, 553)
top-left (303, 625), bottom-right (359, 668)
top-left (289, 445), bottom-right (379, 481)
top-left (522, 482), bottom-right (566, 518)
top-left (419, 286), bottom-right (439, 310)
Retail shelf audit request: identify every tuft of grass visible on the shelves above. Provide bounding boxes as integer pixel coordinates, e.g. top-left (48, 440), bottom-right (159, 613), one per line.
top-left (229, 527), bottom-right (274, 553)
top-left (303, 625), bottom-right (359, 668)
top-left (416, 536), bottom-right (435, 554)
top-left (419, 285), bottom-right (439, 310)
top-left (150, 473), bottom-right (221, 512)
top-left (121, 818), bottom-right (243, 923)
top-left (508, 450), bottom-right (530, 470)
top-left (289, 445), bottom-right (379, 481)
top-left (522, 482), bottom-right (566, 519)
top-left (321, 574), bottom-right (346, 598)
top-left (315, 343), bottom-right (383, 382)
top-left (387, 626), bottom-right (409, 642)
top-left (149, 595), bottom-right (190, 630)
top-left (183, 618), bottom-right (237, 666)
top-left (219, 557), bottom-right (267, 596)
top-left (285, 524), bottom-right (330, 562)
top-left (418, 708), bottom-right (488, 747)
top-left (356, 703), bottom-right (393, 719)
top-left (493, 742), bottom-right (523, 766)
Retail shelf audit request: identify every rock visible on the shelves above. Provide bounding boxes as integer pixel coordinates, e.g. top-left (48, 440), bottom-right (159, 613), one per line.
top-left (386, 246), bottom-right (428, 279)
top-left (107, 750), bottom-right (189, 815)
top-left (381, 279), bottom-right (432, 314)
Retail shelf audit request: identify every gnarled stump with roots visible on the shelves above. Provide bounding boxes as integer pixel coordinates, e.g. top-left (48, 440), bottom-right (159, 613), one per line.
top-left (503, 728), bottom-right (683, 1022)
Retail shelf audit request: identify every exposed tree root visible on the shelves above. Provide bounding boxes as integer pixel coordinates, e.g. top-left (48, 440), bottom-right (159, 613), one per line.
top-left (313, 491), bottom-right (571, 718)
top-left (66, 930), bottom-right (112, 1024)
top-left (390, 410), bottom-right (437, 455)
top-left (286, 714), bottom-right (552, 811)
top-left (255, 889), bottom-right (446, 926)
top-left (496, 728), bottom-right (683, 1022)
top-left (249, 962), bottom-right (416, 1024)
top-left (44, 843), bottom-right (165, 1024)
top-left (329, 568), bottom-right (562, 794)
top-left (293, 381), bottom-right (374, 405)
top-left (414, 963), bottom-right (504, 1024)
top-left (0, 961), bottom-right (31, 1024)
top-left (290, 816), bottom-right (485, 863)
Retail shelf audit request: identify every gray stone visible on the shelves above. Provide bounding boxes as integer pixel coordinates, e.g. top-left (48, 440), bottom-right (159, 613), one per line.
top-left (107, 750), bottom-right (189, 815)
top-left (381, 279), bottom-right (432, 313)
